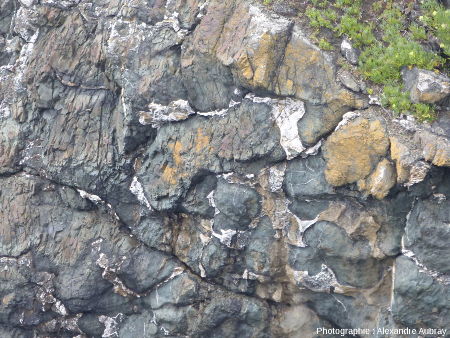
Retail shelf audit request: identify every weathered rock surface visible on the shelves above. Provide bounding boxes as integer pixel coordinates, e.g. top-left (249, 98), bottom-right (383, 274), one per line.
top-left (357, 159), bottom-right (397, 199)
top-left (402, 67), bottom-right (450, 104)
top-left (416, 130), bottom-right (450, 167)
top-left (323, 115), bottom-right (390, 187)
top-left (0, 1), bottom-right (449, 337)
top-left (340, 38), bottom-right (359, 65)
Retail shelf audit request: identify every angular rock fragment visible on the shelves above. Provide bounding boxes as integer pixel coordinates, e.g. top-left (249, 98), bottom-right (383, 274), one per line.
top-left (392, 256), bottom-right (450, 331)
top-left (416, 130), bottom-right (450, 167)
top-left (357, 158), bottom-right (397, 199)
top-left (403, 198), bottom-right (450, 274)
top-left (337, 69), bottom-right (362, 92)
top-left (138, 100), bottom-right (195, 127)
top-left (340, 37), bottom-right (359, 65)
top-left (402, 67), bottom-right (450, 104)
top-left (323, 117), bottom-right (390, 186)
top-left (390, 136), bottom-right (417, 184)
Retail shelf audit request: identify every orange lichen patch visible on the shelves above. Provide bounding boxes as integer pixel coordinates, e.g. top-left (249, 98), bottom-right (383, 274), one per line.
top-left (194, 128), bottom-right (211, 153)
top-left (323, 118), bottom-right (390, 186)
top-left (325, 90), bottom-right (367, 112)
top-left (390, 137), bottom-right (411, 183)
top-left (162, 166), bottom-right (178, 185)
top-left (2, 293), bottom-right (14, 306)
top-left (249, 32), bottom-right (280, 89)
top-left (168, 141), bottom-right (183, 166)
top-left (237, 53), bottom-right (254, 81)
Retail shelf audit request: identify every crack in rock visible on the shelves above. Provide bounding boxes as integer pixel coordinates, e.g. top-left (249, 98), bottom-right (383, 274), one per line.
top-left (130, 176), bottom-right (152, 210)
top-left (246, 93), bottom-right (306, 160)
top-left (401, 236), bottom-right (450, 285)
top-left (99, 313), bottom-right (124, 338)
top-left (291, 264), bottom-right (356, 294)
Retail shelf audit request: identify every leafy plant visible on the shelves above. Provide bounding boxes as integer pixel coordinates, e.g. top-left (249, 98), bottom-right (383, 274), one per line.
top-left (381, 85), bottom-right (436, 122)
top-left (413, 102), bottom-right (436, 122)
top-left (420, 2), bottom-right (450, 55)
top-left (380, 7), bottom-right (405, 41)
top-left (335, 0), bottom-right (354, 9)
top-left (306, 7), bottom-right (336, 29)
top-left (301, 0), bottom-right (448, 122)
top-left (310, 0), bottom-right (328, 8)
top-left (360, 37), bottom-right (443, 83)
top-left (381, 85), bottom-right (412, 113)
top-left (336, 15), bottom-right (376, 47)
top-left (371, 1), bottom-right (384, 13)
top-left (410, 24), bottom-right (427, 41)
top-left (318, 38), bottom-right (334, 50)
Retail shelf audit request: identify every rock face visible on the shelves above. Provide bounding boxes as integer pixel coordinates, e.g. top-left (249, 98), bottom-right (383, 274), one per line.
top-left (402, 67), bottom-right (450, 104)
top-left (340, 38), bottom-right (359, 65)
top-left (323, 115), bottom-right (390, 186)
top-left (0, 1), bottom-right (449, 337)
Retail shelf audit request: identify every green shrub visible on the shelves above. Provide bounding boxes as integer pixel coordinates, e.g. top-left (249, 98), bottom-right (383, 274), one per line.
top-left (360, 36), bottom-right (443, 83)
top-left (422, 5), bottom-right (450, 55)
top-left (306, 7), bottom-right (335, 29)
top-left (381, 85), bottom-right (412, 113)
top-left (412, 102), bottom-right (437, 122)
top-left (410, 24), bottom-right (427, 41)
top-left (381, 85), bottom-right (436, 122)
top-left (380, 7), bottom-right (404, 41)
top-left (371, 1), bottom-right (384, 13)
top-left (336, 15), bottom-right (376, 47)
top-left (318, 38), bottom-right (334, 50)
top-left (301, 0), bottom-right (448, 122)
top-left (335, 0), bottom-right (355, 9)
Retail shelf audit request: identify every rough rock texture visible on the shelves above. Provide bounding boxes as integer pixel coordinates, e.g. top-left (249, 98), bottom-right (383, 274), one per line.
top-left (0, 1), bottom-right (449, 337)
top-left (403, 67), bottom-right (450, 104)
top-left (323, 115), bottom-right (390, 186)
top-left (357, 159), bottom-right (397, 199)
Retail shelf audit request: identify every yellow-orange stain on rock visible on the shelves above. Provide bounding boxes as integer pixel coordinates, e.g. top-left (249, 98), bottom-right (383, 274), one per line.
top-left (161, 141), bottom-right (183, 184)
top-left (162, 166), bottom-right (178, 185)
top-left (195, 128), bottom-right (211, 153)
top-left (168, 141), bottom-right (183, 166)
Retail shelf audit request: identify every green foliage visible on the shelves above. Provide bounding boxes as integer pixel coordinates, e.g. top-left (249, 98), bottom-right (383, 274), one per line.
top-left (413, 102), bottom-right (437, 122)
top-left (381, 85), bottom-right (411, 113)
top-left (381, 85), bottom-right (436, 122)
top-left (419, 1), bottom-right (450, 55)
top-left (318, 38), bottom-right (334, 50)
top-left (346, 3), bottom-right (363, 17)
top-left (302, 0), bottom-right (448, 122)
top-left (360, 37), bottom-right (443, 83)
top-left (380, 7), bottom-right (404, 41)
top-left (434, 9), bottom-right (450, 54)
top-left (306, 7), bottom-right (336, 29)
top-left (310, 0), bottom-right (329, 8)
top-left (262, 0), bottom-right (272, 5)
top-left (336, 15), bottom-right (376, 47)
top-left (371, 1), bottom-right (384, 13)
top-left (421, 0), bottom-right (441, 12)
top-left (335, 0), bottom-right (354, 9)
top-left (409, 24), bottom-right (427, 41)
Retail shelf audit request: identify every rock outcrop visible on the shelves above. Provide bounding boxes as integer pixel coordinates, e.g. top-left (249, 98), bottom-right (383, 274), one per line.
top-left (0, 1), bottom-right (449, 337)
top-left (402, 67), bottom-right (450, 104)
